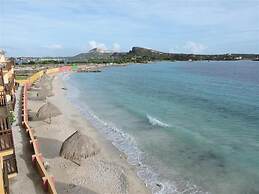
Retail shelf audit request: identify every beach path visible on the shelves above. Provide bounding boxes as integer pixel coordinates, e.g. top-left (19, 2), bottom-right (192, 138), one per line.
top-left (9, 87), bottom-right (45, 194)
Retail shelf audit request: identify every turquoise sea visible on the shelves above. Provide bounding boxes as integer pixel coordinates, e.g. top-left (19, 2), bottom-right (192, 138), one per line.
top-left (63, 61), bottom-right (259, 194)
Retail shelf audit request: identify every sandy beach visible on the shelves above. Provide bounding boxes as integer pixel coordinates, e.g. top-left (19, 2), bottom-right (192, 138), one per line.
top-left (26, 73), bottom-right (150, 194)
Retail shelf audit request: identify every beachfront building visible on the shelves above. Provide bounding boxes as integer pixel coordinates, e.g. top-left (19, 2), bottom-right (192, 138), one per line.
top-left (0, 50), bottom-right (18, 194)
top-left (0, 51), bottom-right (16, 110)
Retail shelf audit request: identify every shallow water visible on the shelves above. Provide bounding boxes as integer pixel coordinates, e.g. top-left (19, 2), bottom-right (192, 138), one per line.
top-left (64, 61), bottom-right (259, 194)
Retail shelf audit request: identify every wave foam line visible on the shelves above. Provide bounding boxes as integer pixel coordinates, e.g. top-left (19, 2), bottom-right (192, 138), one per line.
top-left (147, 114), bottom-right (170, 128)
top-left (64, 82), bottom-right (205, 194)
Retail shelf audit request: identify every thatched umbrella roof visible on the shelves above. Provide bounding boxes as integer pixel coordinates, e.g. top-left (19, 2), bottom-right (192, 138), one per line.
top-left (35, 102), bottom-right (61, 120)
top-left (34, 74), bottom-right (53, 88)
top-left (31, 74), bottom-right (54, 100)
top-left (60, 130), bottom-right (100, 165)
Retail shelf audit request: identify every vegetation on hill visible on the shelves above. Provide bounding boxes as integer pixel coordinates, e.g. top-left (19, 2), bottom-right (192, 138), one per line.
top-left (19, 47), bottom-right (259, 65)
top-left (68, 47), bottom-right (259, 64)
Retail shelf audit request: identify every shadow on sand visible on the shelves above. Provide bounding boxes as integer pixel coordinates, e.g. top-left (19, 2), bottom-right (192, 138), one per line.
top-left (56, 181), bottom-right (98, 194)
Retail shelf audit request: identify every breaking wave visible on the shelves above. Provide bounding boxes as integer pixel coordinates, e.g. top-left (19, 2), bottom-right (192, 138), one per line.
top-left (63, 75), bottom-right (206, 194)
top-left (147, 114), bottom-right (170, 128)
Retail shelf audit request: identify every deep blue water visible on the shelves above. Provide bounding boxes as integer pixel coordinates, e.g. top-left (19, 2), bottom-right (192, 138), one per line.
top-left (64, 61), bottom-right (259, 194)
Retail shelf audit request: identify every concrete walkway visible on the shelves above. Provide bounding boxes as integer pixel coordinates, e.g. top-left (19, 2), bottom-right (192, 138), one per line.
top-left (9, 86), bottom-right (45, 194)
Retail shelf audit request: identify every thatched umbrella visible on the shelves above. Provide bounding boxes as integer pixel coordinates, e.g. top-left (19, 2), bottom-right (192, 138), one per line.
top-left (30, 75), bottom-right (54, 100)
top-left (35, 102), bottom-right (61, 121)
top-left (37, 86), bottom-right (53, 99)
top-left (34, 74), bottom-right (53, 88)
top-left (60, 130), bottom-right (100, 165)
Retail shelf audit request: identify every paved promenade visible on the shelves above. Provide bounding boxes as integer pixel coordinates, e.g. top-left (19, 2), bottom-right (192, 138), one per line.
top-left (10, 87), bottom-right (44, 194)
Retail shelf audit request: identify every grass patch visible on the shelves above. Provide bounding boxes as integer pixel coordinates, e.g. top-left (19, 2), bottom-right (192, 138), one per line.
top-left (15, 75), bottom-right (28, 80)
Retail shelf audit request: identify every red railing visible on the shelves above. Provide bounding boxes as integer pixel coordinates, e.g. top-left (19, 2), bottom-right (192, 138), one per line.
top-left (22, 84), bottom-right (57, 194)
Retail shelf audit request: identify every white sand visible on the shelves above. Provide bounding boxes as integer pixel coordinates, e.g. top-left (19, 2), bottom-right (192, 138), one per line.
top-left (27, 74), bottom-right (151, 194)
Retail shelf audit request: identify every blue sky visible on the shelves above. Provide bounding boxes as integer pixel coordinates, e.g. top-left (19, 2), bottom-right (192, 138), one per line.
top-left (0, 0), bottom-right (259, 56)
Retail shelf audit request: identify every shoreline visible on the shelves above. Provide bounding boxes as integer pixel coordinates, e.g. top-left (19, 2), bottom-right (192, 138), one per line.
top-left (27, 73), bottom-right (151, 194)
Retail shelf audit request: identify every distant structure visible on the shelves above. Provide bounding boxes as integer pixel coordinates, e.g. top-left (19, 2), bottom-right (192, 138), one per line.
top-left (0, 50), bottom-right (16, 109)
top-left (0, 50), bottom-right (18, 193)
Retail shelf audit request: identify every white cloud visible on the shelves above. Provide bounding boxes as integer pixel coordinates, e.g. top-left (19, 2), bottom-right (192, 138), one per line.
top-left (87, 41), bottom-right (121, 52)
top-left (44, 44), bottom-right (63, 49)
top-left (183, 41), bottom-right (207, 54)
top-left (88, 40), bottom-right (107, 50)
top-left (112, 43), bottom-right (121, 52)
top-left (3, 0), bottom-right (259, 56)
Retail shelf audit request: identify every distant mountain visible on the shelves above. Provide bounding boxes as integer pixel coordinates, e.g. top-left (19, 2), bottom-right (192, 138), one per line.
top-left (68, 47), bottom-right (259, 63)
top-left (128, 47), bottom-right (259, 61)
top-left (129, 47), bottom-right (164, 55)
top-left (15, 46), bottom-right (259, 65)
top-left (70, 48), bottom-right (113, 61)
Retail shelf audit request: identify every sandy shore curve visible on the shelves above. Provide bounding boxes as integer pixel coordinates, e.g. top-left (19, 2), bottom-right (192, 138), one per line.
top-left (27, 73), bottom-right (151, 194)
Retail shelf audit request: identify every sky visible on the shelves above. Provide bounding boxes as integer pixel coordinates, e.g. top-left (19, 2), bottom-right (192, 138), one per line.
top-left (0, 0), bottom-right (259, 56)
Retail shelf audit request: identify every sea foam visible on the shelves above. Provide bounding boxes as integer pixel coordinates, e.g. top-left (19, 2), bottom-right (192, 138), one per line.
top-left (63, 87), bottom-right (178, 193)
top-left (63, 75), bottom-right (205, 194)
top-left (147, 114), bottom-right (170, 128)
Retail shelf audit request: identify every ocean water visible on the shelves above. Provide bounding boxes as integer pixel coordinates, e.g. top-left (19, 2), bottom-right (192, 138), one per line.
top-left (63, 61), bottom-right (259, 194)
